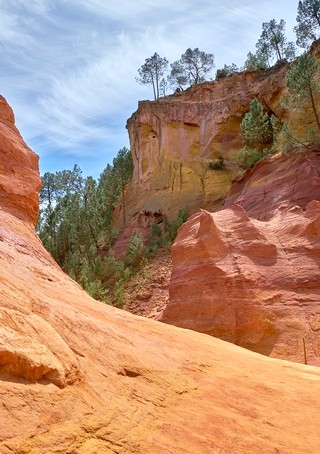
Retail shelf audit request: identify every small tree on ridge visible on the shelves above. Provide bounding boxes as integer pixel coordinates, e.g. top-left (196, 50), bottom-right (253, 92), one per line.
top-left (294, 0), bottom-right (320, 48)
top-left (169, 48), bottom-right (215, 89)
top-left (256, 19), bottom-right (296, 66)
top-left (136, 53), bottom-right (168, 100)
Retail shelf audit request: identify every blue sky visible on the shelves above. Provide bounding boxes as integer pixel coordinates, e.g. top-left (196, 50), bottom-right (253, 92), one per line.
top-left (0, 0), bottom-right (299, 179)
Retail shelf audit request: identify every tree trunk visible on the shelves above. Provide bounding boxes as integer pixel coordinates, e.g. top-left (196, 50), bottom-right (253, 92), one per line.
top-left (309, 86), bottom-right (320, 130)
top-left (151, 77), bottom-right (156, 101)
top-left (314, 9), bottom-right (320, 28)
top-left (122, 186), bottom-right (126, 227)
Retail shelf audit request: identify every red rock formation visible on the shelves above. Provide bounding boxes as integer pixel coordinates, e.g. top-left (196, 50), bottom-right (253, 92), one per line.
top-left (114, 42), bottom-right (320, 249)
top-left (225, 145), bottom-right (320, 220)
top-left (1, 102), bottom-right (320, 452)
top-left (114, 63), bottom-right (289, 234)
top-left (0, 96), bottom-right (41, 225)
top-left (161, 149), bottom-right (320, 365)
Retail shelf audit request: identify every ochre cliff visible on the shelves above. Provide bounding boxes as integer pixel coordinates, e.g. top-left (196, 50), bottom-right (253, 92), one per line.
top-left (0, 96), bottom-right (41, 224)
top-left (1, 102), bottom-right (320, 452)
top-left (161, 148), bottom-right (320, 366)
top-left (113, 41), bottom-right (320, 251)
top-left (117, 67), bottom-right (286, 230)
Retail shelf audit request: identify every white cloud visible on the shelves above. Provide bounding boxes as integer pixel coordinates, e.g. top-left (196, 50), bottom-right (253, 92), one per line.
top-left (0, 0), bottom-right (300, 175)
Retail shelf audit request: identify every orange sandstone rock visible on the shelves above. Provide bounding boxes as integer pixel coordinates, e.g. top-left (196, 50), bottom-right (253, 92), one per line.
top-left (114, 63), bottom-right (289, 232)
top-left (0, 96), bottom-right (41, 225)
top-left (1, 102), bottom-right (320, 452)
top-left (225, 146), bottom-right (320, 220)
top-left (114, 42), bottom-right (320, 246)
top-left (161, 150), bottom-right (320, 366)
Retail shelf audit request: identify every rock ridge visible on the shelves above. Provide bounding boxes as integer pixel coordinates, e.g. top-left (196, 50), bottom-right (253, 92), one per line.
top-left (161, 149), bottom-right (320, 365)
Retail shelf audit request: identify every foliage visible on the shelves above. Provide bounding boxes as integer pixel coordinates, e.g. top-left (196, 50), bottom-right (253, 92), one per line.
top-left (147, 208), bottom-right (189, 254)
top-left (167, 208), bottom-right (189, 241)
top-left (282, 52), bottom-right (320, 130)
top-left (237, 147), bottom-right (265, 168)
top-left (240, 98), bottom-right (273, 149)
top-left (37, 148), bottom-right (133, 306)
top-left (38, 152), bottom-right (190, 308)
top-left (209, 155), bottom-right (225, 170)
top-left (237, 98), bottom-right (275, 168)
top-left (255, 19), bottom-right (296, 67)
top-left (215, 64), bottom-right (238, 79)
top-left (273, 52), bottom-right (320, 152)
top-left (159, 77), bottom-right (169, 96)
top-left (136, 53), bottom-right (169, 100)
top-left (272, 122), bottom-right (302, 153)
top-left (112, 147), bottom-right (134, 226)
top-left (169, 48), bottom-right (215, 89)
top-left (294, 0), bottom-right (320, 48)
top-left (125, 231), bottom-right (146, 270)
top-left (244, 51), bottom-right (269, 71)
top-left (148, 222), bottom-right (169, 252)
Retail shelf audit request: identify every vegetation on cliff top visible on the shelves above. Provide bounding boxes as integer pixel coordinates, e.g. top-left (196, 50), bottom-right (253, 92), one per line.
top-left (137, 1), bottom-right (320, 98)
top-left (294, 0), bottom-right (320, 48)
top-left (237, 51), bottom-right (320, 168)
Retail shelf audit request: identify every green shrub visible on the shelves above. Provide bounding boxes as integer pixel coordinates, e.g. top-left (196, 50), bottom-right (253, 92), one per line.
top-left (241, 98), bottom-right (273, 149)
top-left (83, 279), bottom-right (110, 304)
top-left (215, 63), bottom-right (238, 80)
top-left (237, 147), bottom-right (263, 168)
top-left (126, 231), bottom-right (146, 270)
top-left (237, 98), bottom-right (276, 168)
top-left (169, 208), bottom-right (189, 241)
top-left (209, 155), bottom-right (225, 170)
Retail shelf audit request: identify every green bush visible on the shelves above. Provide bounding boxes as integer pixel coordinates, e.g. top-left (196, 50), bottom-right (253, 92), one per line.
top-left (209, 155), bottom-right (225, 170)
top-left (169, 208), bottom-right (189, 241)
top-left (237, 147), bottom-right (263, 168)
top-left (241, 98), bottom-right (273, 149)
top-left (237, 98), bottom-right (276, 168)
top-left (126, 231), bottom-right (146, 270)
top-left (83, 279), bottom-right (110, 304)
top-left (215, 63), bottom-right (238, 80)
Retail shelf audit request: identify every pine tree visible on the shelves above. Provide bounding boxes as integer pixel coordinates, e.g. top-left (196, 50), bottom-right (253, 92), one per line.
top-left (294, 0), bottom-right (320, 48)
top-left (241, 98), bottom-right (273, 148)
top-left (283, 52), bottom-right (320, 130)
top-left (256, 19), bottom-right (296, 66)
top-left (169, 48), bottom-right (215, 89)
top-left (136, 53), bottom-right (168, 100)
top-left (237, 98), bottom-right (274, 167)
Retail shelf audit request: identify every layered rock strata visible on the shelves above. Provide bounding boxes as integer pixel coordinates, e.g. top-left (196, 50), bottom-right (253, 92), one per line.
top-left (117, 65), bottom-right (288, 231)
top-left (113, 42), bottom-right (320, 258)
top-left (0, 96), bottom-right (41, 223)
top-left (1, 101), bottom-right (320, 452)
top-left (161, 149), bottom-right (320, 365)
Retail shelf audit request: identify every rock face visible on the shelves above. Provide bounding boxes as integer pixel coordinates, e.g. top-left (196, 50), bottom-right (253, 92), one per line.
top-left (115, 62), bottom-right (290, 234)
top-left (1, 102), bottom-right (320, 452)
top-left (113, 42), bottom-right (320, 255)
top-left (225, 145), bottom-right (320, 220)
top-left (0, 96), bottom-right (41, 225)
top-left (161, 149), bottom-right (320, 365)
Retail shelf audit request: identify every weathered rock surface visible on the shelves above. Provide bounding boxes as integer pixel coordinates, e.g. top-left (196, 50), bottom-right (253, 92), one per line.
top-left (225, 146), bottom-right (320, 220)
top-left (0, 96), bottom-right (41, 225)
top-left (161, 150), bottom-right (320, 366)
top-left (116, 66), bottom-right (286, 231)
top-left (115, 62), bottom-right (288, 234)
top-left (113, 42), bottom-right (320, 257)
top-left (1, 101), bottom-right (320, 452)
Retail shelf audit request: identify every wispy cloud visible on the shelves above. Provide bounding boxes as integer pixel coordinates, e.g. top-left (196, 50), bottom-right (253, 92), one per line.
top-left (0, 0), bottom-right (299, 176)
